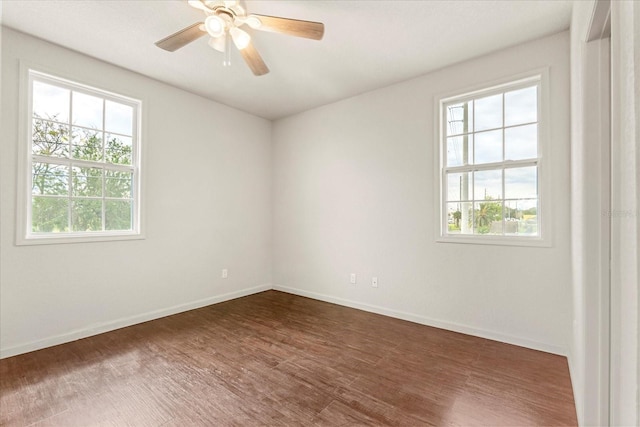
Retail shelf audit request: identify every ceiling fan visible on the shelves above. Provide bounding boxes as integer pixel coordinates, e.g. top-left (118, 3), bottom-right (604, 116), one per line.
top-left (155, 0), bottom-right (325, 76)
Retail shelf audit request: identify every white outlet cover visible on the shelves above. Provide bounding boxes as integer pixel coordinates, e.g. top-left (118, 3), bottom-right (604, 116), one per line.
top-left (350, 273), bottom-right (356, 284)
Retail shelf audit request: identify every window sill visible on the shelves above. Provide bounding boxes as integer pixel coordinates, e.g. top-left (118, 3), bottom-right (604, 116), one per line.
top-left (437, 234), bottom-right (551, 248)
top-left (17, 232), bottom-right (145, 246)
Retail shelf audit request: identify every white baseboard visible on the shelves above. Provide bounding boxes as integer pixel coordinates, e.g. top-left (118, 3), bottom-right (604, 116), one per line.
top-left (0, 283), bottom-right (272, 359)
top-left (2, 283), bottom-right (568, 359)
top-left (272, 284), bottom-right (568, 356)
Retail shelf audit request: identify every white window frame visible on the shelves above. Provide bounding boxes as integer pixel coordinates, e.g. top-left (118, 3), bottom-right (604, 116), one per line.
top-left (16, 66), bottom-right (144, 245)
top-left (434, 70), bottom-right (551, 247)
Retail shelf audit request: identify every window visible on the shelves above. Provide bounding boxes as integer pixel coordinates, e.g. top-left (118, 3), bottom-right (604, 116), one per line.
top-left (438, 75), bottom-right (546, 245)
top-left (19, 69), bottom-right (142, 244)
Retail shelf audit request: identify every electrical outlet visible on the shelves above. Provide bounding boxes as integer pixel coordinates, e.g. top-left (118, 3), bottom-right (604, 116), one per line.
top-left (350, 273), bottom-right (357, 284)
top-left (222, 269), bottom-right (228, 279)
top-left (372, 277), bottom-right (378, 288)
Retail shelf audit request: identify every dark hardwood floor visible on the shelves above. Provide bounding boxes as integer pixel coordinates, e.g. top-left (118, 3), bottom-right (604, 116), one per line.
top-left (0, 290), bottom-right (577, 426)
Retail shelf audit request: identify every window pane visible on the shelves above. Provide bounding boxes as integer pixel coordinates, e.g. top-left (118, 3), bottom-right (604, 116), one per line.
top-left (474, 169), bottom-right (502, 200)
top-left (446, 135), bottom-right (473, 166)
top-left (32, 196), bottom-right (69, 232)
top-left (440, 78), bottom-right (542, 241)
top-left (27, 71), bottom-right (141, 240)
top-left (505, 124), bottom-right (537, 161)
top-left (106, 200), bottom-right (132, 231)
top-left (72, 167), bottom-right (103, 197)
top-left (72, 199), bottom-right (103, 231)
top-left (474, 130), bottom-right (502, 164)
top-left (72, 127), bottom-right (103, 161)
top-left (105, 170), bottom-right (133, 198)
top-left (32, 163), bottom-right (68, 195)
top-left (448, 201), bottom-right (473, 235)
top-left (446, 202), bottom-right (461, 233)
top-left (105, 134), bottom-right (132, 165)
top-left (474, 94), bottom-right (502, 131)
top-left (474, 201), bottom-right (503, 235)
top-left (32, 118), bottom-right (69, 158)
top-left (446, 101), bottom-right (473, 136)
top-left (33, 80), bottom-right (69, 122)
top-left (505, 200), bottom-right (538, 235)
top-left (505, 86), bottom-right (537, 126)
top-left (72, 92), bottom-right (103, 129)
top-left (447, 172), bottom-right (470, 202)
top-left (105, 101), bottom-right (133, 136)
top-left (505, 166), bottom-right (537, 199)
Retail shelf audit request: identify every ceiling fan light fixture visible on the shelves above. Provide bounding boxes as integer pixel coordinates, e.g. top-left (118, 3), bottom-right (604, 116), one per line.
top-left (204, 15), bottom-right (225, 37)
top-left (229, 26), bottom-right (251, 50)
top-left (245, 15), bottom-right (262, 29)
top-left (208, 35), bottom-right (226, 52)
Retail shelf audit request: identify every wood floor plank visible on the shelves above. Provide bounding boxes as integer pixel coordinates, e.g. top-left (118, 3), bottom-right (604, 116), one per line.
top-left (0, 290), bottom-right (577, 426)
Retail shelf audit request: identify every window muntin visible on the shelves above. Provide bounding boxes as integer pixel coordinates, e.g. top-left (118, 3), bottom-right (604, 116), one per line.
top-left (25, 70), bottom-right (141, 241)
top-left (441, 77), bottom-right (541, 240)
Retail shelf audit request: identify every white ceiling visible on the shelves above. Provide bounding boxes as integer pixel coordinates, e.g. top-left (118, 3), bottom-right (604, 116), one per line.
top-left (1, 0), bottom-right (573, 120)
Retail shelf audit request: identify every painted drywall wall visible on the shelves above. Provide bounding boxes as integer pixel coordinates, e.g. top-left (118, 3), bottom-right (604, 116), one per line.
top-left (569, 1), bottom-right (608, 425)
top-left (0, 28), bottom-right (273, 358)
top-left (609, 1), bottom-right (639, 424)
top-left (272, 31), bottom-right (572, 355)
top-left (568, 2), bottom-right (588, 422)
top-left (570, 1), bottom-right (640, 425)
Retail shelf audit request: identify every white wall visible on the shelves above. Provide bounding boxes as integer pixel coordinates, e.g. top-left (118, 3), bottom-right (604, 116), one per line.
top-left (570, 1), bottom-right (640, 425)
top-left (609, 1), bottom-right (639, 424)
top-left (272, 32), bottom-right (572, 355)
top-left (0, 28), bottom-right (273, 358)
top-left (569, 1), bottom-right (609, 424)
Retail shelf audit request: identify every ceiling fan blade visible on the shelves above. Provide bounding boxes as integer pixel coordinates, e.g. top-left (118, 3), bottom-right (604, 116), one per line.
top-left (187, 0), bottom-right (209, 12)
top-left (251, 14), bottom-right (324, 40)
top-left (155, 22), bottom-right (206, 52)
top-left (239, 41), bottom-right (269, 76)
